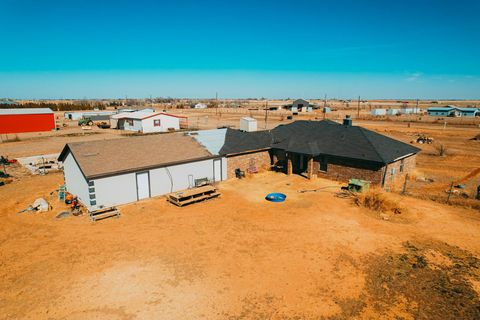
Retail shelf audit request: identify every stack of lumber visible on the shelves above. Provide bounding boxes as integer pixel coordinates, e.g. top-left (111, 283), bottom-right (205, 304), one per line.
top-left (89, 207), bottom-right (120, 222)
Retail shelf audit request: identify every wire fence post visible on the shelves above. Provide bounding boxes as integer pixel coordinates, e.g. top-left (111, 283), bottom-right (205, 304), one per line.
top-left (446, 181), bottom-right (454, 204)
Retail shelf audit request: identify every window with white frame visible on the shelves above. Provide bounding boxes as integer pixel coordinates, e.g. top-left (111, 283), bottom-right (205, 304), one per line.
top-left (154, 119), bottom-right (161, 127)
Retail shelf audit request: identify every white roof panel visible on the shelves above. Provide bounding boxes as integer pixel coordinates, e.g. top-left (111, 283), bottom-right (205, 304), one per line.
top-left (187, 129), bottom-right (227, 155)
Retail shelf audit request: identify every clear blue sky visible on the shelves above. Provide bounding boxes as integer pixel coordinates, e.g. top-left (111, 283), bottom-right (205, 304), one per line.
top-left (0, 0), bottom-right (479, 99)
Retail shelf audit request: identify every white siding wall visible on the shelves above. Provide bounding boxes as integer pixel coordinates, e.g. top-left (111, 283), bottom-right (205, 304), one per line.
top-left (92, 173), bottom-right (137, 210)
top-left (149, 158), bottom-right (225, 196)
top-left (70, 113), bottom-right (84, 121)
top-left (84, 157), bottom-right (227, 209)
top-left (110, 118), bottom-right (119, 128)
top-left (63, 153), bottom-right (90, 208)
top-left (122, 119), bottom-right (143, 132)
top-left (142, 115), bottom-right (180, 133)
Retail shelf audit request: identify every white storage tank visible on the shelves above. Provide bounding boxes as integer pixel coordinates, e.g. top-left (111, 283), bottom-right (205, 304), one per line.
top-left (240, 117), bottom-right (257, 132)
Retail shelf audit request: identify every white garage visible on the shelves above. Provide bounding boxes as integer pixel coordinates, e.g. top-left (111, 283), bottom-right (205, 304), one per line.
top-left (58, 133), bottom-right (227, 211)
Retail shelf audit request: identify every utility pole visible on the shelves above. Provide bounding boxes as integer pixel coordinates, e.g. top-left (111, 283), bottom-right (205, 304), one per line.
top-left (264, 100), bottom-right (268, 129)
top-left (215, 92), bottom-right (218, 116)
top-left (150, 95), bottom-right (153, 109)
top-left (416, 98), bottom-right (419, 114)
top-left (323, 94), bottom-right (327, 120)
top-left (357, 95), bottom-right (361, 118)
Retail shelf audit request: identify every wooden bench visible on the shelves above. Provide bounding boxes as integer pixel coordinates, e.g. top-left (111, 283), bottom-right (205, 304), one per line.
top-left (167, 185), bottom-right (220, 207)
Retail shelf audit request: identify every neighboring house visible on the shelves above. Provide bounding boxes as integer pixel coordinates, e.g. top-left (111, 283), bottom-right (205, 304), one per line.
top-left (285, 99), bottom-right (315, 112)
top-left (111, 111), bottom-right (185, 133)
top-left (427, 106), bottom-right (460, 117)
top-left (0, 108), bottom-right (55, 134)
top-left (58, 134), bottom-right (227, 211)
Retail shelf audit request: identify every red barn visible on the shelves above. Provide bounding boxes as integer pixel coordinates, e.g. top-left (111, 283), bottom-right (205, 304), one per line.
top-left (0, 108), bottom-right (56, 134)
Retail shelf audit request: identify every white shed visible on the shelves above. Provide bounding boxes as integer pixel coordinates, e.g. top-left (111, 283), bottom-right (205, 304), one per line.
top-left (240, 117), bottom-right (257, 132)
top-left (58, 134), bottom-right (227, 211)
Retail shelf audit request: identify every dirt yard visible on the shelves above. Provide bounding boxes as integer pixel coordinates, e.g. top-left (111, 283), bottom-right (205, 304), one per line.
top-left (1, 170), bottom-right (479, 319)
top-left (1, 115), bottom-right (479, 319)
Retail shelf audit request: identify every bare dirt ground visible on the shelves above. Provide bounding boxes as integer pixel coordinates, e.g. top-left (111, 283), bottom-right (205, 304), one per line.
top-left (1, 112), bottom-right (479, 319)
top-left (1, 170), bottom-right (480, 319)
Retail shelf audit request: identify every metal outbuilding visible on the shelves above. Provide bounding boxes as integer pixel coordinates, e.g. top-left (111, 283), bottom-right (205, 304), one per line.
top-left (457, 108), bottom-right (479, 117)
top-left (371, 109), bottom-right (387, 116)
top-left (64, 111), bottom-right (117, 121)
top-left (58, 134), bottom-right (227, 211)
top-left (427, 106), bottom-right (460, 117)
top-left (0, 108), bottom-right (55, 134)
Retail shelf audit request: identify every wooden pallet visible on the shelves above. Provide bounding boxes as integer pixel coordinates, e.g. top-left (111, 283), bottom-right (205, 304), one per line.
top-left (167, 185), bottom-right (220, 207)
top-left (89, 207), bottom-right (121, 222)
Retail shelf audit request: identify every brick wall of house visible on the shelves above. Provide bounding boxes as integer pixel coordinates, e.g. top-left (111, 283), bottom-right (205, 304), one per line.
top-left (313, 154), bottom-right (417, 188)
top-left (382, 154), bottom-right (417, 190)
top-left (317, 163), bottom-right (384, 184)
top-left (226, 151), bottom-right (271, 179)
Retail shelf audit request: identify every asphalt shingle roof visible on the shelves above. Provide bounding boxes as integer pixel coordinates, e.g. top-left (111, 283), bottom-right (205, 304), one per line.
top-left (220, 120), bottom-right (420, 164)
top-left (58, 133), bottom-right (212, 179)
top-left (219, 128), bottom-right (272, 155)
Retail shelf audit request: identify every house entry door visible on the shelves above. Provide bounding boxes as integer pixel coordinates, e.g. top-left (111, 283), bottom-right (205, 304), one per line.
top-left (136, 172), bottom-right (150, 200)
top-left (213, 159), bottom-right (222, 182)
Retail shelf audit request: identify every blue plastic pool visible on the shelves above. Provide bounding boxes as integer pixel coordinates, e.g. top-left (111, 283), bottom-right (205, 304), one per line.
top-left (265, 193), bottom-right (287, 202)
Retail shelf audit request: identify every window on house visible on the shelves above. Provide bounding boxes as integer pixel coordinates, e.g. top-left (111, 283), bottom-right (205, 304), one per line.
top-left (400, 159), bottom-right (404, 173)
top-left (154, 119), bottom-right (161, 127)
top-left (126, 119), bottom-right (133, 126)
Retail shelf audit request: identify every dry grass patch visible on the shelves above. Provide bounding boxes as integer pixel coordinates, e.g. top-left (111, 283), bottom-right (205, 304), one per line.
top-left (354, 189), bottom-right (404, 214)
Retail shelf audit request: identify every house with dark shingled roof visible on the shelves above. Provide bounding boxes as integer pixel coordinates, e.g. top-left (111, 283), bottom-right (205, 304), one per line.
top-left (220, 118), bottom-right (420, 188)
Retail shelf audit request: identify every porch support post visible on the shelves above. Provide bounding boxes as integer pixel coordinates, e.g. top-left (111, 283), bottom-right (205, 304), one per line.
top-left (287, 153), bottom-right (293, 175)
top-left (307, 156), bottom-right (314, 179)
